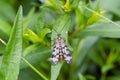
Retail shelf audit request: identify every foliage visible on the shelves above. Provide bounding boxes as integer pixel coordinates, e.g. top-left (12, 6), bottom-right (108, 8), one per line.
top-left (0, 0), bottom-right (120, 80)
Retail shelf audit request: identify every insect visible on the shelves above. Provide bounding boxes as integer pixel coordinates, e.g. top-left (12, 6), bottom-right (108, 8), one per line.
top-left (51, 33), bottom-right (72, 65)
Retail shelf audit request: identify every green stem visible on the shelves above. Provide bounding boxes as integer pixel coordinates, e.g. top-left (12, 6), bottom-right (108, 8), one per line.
top-left (0, 38), bottom-right (7, 46)
top-left (21, 57), bottom-right (48, 80)
top-left (100, 73), bottom-right (106, 80)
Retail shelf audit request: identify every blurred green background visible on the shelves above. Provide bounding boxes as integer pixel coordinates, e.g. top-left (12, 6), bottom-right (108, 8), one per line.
top-left (0, 0), bottom-right (120, 80)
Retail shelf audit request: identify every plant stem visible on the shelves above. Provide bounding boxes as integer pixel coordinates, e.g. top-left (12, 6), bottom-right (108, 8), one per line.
top-left (21, 57), bottom-right (48, 80)
top-left (100, 73), bottom-right (106, 80)
top-left (0, 38), bottom-right (7, 46)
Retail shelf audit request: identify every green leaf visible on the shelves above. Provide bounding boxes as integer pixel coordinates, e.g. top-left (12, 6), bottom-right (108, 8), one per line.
top-left (0, 19), bottom-right (11, 36)
top-left (76, 36), bottom-right (98, 67)
top-left (51, 14), bottom-right (71, 80)
top-left (78, 73), bottom-right (86, 80)
top-left (23, 29), bottom-right (50, 46)
top-left (82, 5), bottom-right (120, 27)
top-left (34, 11), bottom-right (45, 36)
top-left (51, 62), bottom-right (63, 80)
top-left (23, 29), bottom-right (42, 43)
top-left (23, 44), bottom-right (39, 56)
top-left (0, 42), bottom-right (5, 54)
top-left (76, 22), bottom-right (120, 38)
top-left (88, 50), bottom-right (104, 67)
top-left (0, 19), bottom-right (11, 40)
top-left (0, 6), bottom-right (22, 80)
top-left (0, 1), bottom-right (15, 23)
top-left (39, 28), bottom-right (51, 39)
top-left (102, 64), bottom-right (114, 74)
top-left (85, 75), bottom-right (96, 80)
top-left (45, 0), bottom-right (63, 13)
top-left (34, 11), bottom-right (51, 39)
top-left (23, 8), bottom-right (35, 31)
top-left (98, 39), bottom-right (120, 49)
top-left (107, 76), bottom-right (120, 80)
top-left (71, 0), bottom-right (81, 9)
top-left (97, 0), bottom-right (120, 17)
top-left (21, 47), bottom-right (51, 69)
top-left (87, 5), bottom-right (105, 25)
top-left (21, 57), bottom-right (48, 80)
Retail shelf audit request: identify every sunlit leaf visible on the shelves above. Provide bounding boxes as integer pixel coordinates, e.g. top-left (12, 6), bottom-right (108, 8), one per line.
top-left (0, 6), bottom-right (22, 80)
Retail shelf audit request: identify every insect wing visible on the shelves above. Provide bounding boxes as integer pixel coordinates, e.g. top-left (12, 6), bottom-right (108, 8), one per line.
top-left (51, 41), bottom-right (59, 64)
top-left (62, 44), bottom-right (72, 64)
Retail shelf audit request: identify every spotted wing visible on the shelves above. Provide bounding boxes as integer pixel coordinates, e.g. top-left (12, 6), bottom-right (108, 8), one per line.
top-left (62, 44), bottom-right (72, 64)
top-left (51, 43), bottom-right (60, 64)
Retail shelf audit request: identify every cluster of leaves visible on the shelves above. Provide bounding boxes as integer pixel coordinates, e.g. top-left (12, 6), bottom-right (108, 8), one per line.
top-left (0, 0), bottom-right (120, 80)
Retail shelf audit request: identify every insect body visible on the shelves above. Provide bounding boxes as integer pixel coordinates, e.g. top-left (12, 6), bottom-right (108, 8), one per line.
top-left (51, 34), bottom-right (72, 64)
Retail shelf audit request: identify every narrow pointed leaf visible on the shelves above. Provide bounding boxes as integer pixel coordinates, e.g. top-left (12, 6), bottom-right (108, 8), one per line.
top-left (0, 6), bottom-right (22, 80)
top-left (51, 15), bottom-right (71, 80)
